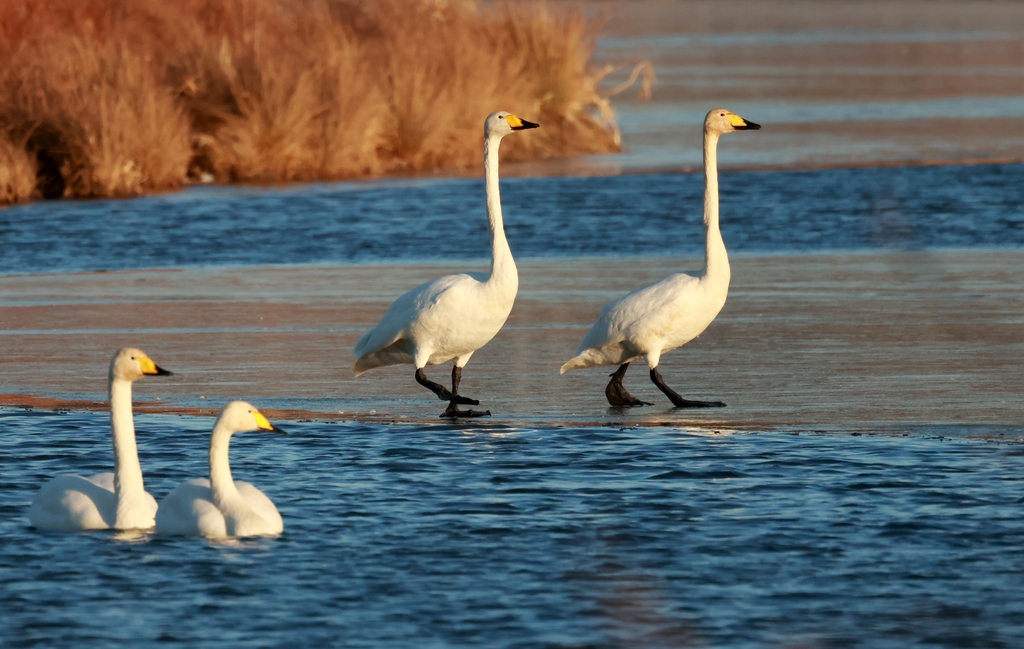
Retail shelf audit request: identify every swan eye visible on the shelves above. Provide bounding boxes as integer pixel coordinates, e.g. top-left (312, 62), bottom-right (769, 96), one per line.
top-left (720, 113), bottom-right (725, 117)
top-left (131, 356), bottom-right (136, 360)
top-left (499, 115), bottom-right (505, 120)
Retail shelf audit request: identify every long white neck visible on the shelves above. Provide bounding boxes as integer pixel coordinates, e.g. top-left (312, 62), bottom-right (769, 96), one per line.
top-left (109, 376), bottom-right (147, 526)
top-left (702, 130), bottom-right (730, 282)
top-left (209, 424), bottom-right (243, 511)
top-left (483, 134), bottom-right (518, 290)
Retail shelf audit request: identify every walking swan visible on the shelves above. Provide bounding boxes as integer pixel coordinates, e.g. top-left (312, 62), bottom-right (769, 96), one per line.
top-left (352, 111), bottom-right (539, 417)
top-left (28, 348), bottom-right (173, 531)
top-left (560, 109), bottom-right (760, 407)
top-left (155, 401), bottom-right (286, 538)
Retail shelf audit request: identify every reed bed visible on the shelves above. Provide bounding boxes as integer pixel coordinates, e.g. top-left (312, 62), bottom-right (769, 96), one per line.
top-left (0, 0), bottom-right (624, 203)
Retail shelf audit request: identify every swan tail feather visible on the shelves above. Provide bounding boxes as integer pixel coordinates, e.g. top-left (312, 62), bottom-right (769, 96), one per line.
top-left (560, 357), bottom-right (584, 374)
top-left (561, 344), bottom-right (637, 374)
top-left (353, 340), bottom-right (413, 376)
top-left (560, 350), bottom-right (604, 373)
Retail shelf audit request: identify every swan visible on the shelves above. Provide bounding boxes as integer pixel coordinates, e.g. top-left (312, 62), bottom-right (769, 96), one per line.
top-left (352, 111), bottom-right (539, 417)
top-left (155, 401), bottom-right (286, 538)
top-left (27, 348), bottom-right (173, 531)
top-left (560, 108), bottom-right (760, 407)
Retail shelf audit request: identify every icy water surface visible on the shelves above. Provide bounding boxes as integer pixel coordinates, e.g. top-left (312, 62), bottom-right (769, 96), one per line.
top-left (3, 409), bottom-right (1024, 648)
top-left (1, 162), bottom-right (1023, 275)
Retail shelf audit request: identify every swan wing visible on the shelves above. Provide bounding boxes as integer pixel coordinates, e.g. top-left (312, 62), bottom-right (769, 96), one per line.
top-left (353, 273), bottom-right (481, 374)
top-left (235, 481), bottom-right (284, 534)
top-left (28, 473), bottom-right (116, 531)
top-left (561, 273), bottom-right (702, 372)
top-left (89, 472), bottom-right (116, 492)
top-left (154, 478), bottom-right (227, 538)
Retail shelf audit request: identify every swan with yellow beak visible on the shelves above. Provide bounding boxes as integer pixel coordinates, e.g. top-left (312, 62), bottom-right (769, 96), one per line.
top-left (353, 111), bottom-right (539, 417)
top-left (561, 109), bottom-right (760, 408)
top-left (28, 348), bottom-right (173, 531)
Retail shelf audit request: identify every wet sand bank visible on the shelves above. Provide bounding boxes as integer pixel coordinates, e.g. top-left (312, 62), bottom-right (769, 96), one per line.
top-left (1, 250), bottom-right (1021, 430)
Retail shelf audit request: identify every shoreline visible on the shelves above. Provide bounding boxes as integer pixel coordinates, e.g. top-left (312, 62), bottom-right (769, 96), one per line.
top-left (3, 395), bottom-right (1021, 445)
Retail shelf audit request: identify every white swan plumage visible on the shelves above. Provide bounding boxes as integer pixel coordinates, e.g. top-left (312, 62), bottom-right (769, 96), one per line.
top-left (28, 347), bottom-right (173, 531)
top-left (352, 111), bottom-right (539, 417)
top-left (155, 401), bottom-right (286, 538)
top-left (560, 108), bottom-right (760, 407)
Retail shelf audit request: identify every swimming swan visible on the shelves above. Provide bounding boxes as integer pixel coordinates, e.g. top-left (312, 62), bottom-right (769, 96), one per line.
top-left (155, 401), bottom-right (286, 538)
top-left (560, 108), bottom-right (760, 407)
top-left (28, 348), bottom-right (173, 531)
top-left (352, 111), bottom-right (539, 417)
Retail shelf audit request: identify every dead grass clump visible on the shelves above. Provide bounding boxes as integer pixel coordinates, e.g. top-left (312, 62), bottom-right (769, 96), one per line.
top-left (492, 3), bottom-right (621, 157)
top-left (0, 0), bottom-right (626, 204)
top-left (0, 1), bottom-right (193, 199)
top-left (0, 136), bottom-right (37, 204)
top-left (364, 0), bottom-right (619, 169)
top-left (174, 0), bottom-right (386, 182)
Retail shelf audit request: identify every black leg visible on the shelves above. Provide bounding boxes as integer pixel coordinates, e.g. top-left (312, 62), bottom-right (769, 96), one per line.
top-left (416, 367), bottom-right (490, 418)
top-left (452, 365), bottom-right (462, 396)
top-left (415, 368), bottom-right (478, 405)
top-left (440, 365), bottom-right (490, 418)
top-left (605, 363), bottom-right (651, 407)
top-left (649, 367), bottom-right (725, 408)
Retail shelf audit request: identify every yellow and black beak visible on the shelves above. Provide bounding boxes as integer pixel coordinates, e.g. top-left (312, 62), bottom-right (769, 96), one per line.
top-left (139, 357), bottom-right (173, 376)
top-left (506, 114), bottom-right (540, 131)
top-left (254, 411), bottom-right (288, 435)
top-left (727, 113), bottom-right (761, 130)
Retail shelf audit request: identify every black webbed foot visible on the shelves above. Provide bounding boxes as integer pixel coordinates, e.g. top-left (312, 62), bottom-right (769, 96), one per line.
top-left (667, 396), bottom-right (726, 409)
top-left (440, 403), bottom-right (492, 418)
top-left (606, 380), bottom-right (652, 407)
top-left (605, 363), bottom-right (652, 407)
top-left (650, 367), bottom-right (726, 408)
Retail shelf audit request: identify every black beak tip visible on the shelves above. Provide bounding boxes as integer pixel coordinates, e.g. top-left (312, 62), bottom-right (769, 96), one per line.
top-left (271, 425), bottom-right (288, 436)
top-left (155, 366), bottom-right (174, 376)
top-left (744, 121), bottom-right (761, 130)
top-left (517, 120), bottom-right (540, 130)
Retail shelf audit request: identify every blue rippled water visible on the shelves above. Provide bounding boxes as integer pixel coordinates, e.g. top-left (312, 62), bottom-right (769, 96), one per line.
top-left (3, 161), bottom-right (1024, 646)
top-left (2, 409), bottom-right (1024, 648)
top-left (1, 162), bottom-right (1022, 274)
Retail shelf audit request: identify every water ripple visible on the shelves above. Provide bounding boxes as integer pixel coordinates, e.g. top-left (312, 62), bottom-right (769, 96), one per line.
top-left (2, 163), bottom-right (1023, 275)
top-left (2, 409), bottom-right (1024, 647)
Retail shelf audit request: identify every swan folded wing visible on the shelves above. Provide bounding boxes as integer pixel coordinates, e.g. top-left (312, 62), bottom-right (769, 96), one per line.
top-left (155, 478), bottom-right (227, 538)
top-left (28, 473), bottom-right (116, 531)
top-left (353, 273), bottom-right (479, 374)
top-left (561, 273), bottom-right (701, 372)
top-left (90, 472), bottom-right (116, 492)
top-left (617, 273), bottom-right (704, 339)
top-left (235, 481), bottom-right (284, 534)
top-left (352, 295), bottom-right (420, 374)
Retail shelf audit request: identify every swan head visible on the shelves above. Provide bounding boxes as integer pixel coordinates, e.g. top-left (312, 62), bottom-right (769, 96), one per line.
top-left (109, 347), bottom-right (173, 382)
top-left (705, 108), bottom-right (760, 136)
top-left (485, 111), bottom-right (540, 138)
top-left (215, 401), bottom-right (288, 436)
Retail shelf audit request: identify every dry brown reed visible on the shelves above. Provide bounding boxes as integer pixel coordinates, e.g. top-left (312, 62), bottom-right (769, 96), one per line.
top-left (0, 0), bottom-right (194, 200)
top-left (0, 0), bottom-right (623, 204)
top-left (0, 136), bottom-right (37, 204)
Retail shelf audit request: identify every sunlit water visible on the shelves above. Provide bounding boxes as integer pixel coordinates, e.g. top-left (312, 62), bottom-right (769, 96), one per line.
top-left (3, 161), bottom-right (1024, 646)
top-left (1, 162), bottom-right (1022, 275)
top-left (2, 409), bottom-right (1024, 648)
